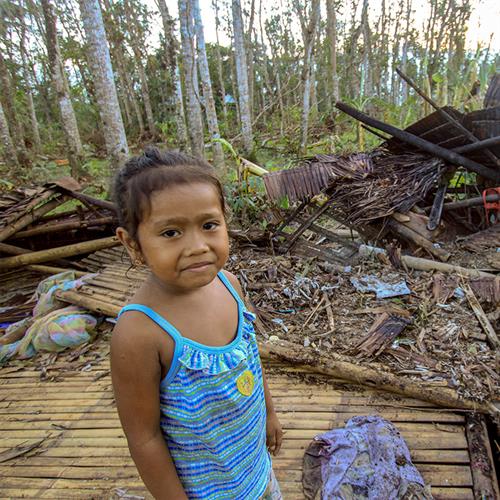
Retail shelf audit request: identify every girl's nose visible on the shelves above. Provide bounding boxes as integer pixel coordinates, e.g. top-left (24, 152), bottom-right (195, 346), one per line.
top-left (184, 231), bottom-right (210, 255)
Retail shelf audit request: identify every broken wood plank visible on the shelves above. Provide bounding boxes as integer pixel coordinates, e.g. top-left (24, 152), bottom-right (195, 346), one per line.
top-left (335, 102), bottom-right (500, 182)
top-left (388, 218), bottom-right (451, 261)
top-left (355, 313), bottom-right (411, 358)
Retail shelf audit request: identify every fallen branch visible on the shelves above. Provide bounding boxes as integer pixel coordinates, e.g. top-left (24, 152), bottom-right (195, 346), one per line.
top-left (0, 241), bottom-right (84, 270)
top-left (259, 338), bottom-right (495, 414)
top-left (0, 236), bottom-right (119, 270)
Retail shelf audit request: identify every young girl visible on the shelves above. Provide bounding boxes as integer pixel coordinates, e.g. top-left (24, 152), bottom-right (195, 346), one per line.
top-left (111, 147), bottom-right (283, 499)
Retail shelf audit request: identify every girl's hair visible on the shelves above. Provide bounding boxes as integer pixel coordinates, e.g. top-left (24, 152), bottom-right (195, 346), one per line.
top-left (112, 146), bottom-right (225, 243)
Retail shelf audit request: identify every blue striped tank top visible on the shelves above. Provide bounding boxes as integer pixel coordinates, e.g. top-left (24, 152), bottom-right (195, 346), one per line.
top-left (119, 271), bottom-right (271, 499)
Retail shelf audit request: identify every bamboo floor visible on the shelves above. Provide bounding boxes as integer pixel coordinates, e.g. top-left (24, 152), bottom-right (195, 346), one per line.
top-left (0, 357), bottom-right (490, 500)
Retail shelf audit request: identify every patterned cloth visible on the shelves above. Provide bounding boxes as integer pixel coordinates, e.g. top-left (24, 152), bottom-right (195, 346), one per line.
top-left (0, 272), bottom-right (97, 364)
top-left (260, 469), bottom-right (283, 500)
top-left (119, 271), bottom-right (271, 499)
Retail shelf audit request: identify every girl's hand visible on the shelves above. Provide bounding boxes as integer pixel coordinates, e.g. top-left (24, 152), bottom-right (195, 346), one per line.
top-left (266, 411), bottom-right (283, 456)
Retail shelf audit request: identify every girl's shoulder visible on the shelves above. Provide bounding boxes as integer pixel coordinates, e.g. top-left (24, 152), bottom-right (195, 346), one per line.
top-left (220, 269), bottom-right (244, 300)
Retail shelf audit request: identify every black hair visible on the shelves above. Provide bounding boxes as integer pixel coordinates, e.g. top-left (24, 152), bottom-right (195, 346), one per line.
top-left (112, 146), bottom-right (225, 244)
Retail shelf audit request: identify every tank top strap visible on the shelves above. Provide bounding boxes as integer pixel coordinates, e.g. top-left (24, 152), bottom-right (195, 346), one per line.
top-left (118, 304), bottom-right (184, 345)
top-left (217, 271), bottom-right (244, 308)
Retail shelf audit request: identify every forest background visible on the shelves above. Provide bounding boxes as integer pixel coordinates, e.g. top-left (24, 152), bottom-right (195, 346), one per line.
top-left (0, 0), bottom-right (499, 206)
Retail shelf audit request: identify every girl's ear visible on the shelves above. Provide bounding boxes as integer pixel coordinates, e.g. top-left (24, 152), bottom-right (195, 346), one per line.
top-left (116, 227), bottom-right (144, 266)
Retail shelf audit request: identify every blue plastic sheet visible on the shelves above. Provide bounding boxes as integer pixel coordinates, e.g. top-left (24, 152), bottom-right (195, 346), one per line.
top-left (350, 275), bottom-right (411, 299)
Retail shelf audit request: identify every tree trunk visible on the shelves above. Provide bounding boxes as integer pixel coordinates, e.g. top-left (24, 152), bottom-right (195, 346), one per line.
top-left (178, 0), bottom-right (204, 157)
top-left (326, 0), bottom-right (339, 109)
top-left (78, 0), bottom-right (129, 173)
top-left (360, 0), bottom-right (372, 97)
top-left (213, 0), bottom-right (227, 121)
top-left (191, 0), bottom-right (224, 167)
top-left (156, 0), bottom-right (188, 147)
top-left (0, 100), bottom-right (18, 168)
top-left (0, 52), bottom-right (29, 165)
top-left (19, 26), bottom-right (42, 154)
top-left (41, 0), bottom-right (84, 178)
top-left (232, 0), bottom-right (253, 154)
top-left (122, 0), bottom-right (156, 137)
top-left (296, 0), bottom-right (321, 153)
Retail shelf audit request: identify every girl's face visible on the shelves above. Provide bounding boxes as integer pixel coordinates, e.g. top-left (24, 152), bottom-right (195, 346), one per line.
top-left (120, 182), bottom-right (229, 293)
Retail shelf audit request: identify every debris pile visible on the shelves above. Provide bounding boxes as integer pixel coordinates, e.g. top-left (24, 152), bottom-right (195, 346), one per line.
top-left (262, 72), bottom-right (500, 267)
top-left (228, 248), bottom-right (498, 406)
top-left (0, 178), bottom-right (118, 277)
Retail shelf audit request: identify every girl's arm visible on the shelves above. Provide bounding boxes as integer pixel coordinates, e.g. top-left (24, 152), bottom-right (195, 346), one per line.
top-left (262, 366), bottom-right (283, 455)
top-left (223, 270), bottom-right (283, 455)
top-left (111, 316), bottom-right (188, 500)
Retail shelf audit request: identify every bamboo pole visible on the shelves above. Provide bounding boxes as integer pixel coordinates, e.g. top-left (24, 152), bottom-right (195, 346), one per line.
top-left (0, 236), bottom-right (119, 270)
top-left (28, 264), bottom-right (87, 277)
top-left (359, 244), bottom-right (497, 279)
top-left (0, 241), bottom-right (84, 269)
top-left (13, 216), bottom-right (117, 239)
top-left (335, 102), bottom-right (500, 182)
top-left (259, 339), bottom-right (495, 414)
top-left (0, 195), bottom-right (67, 242)
top-left (462, 282), bottom-right (500, 349)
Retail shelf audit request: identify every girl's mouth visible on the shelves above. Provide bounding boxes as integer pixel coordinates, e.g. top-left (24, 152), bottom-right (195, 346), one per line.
top-left (183, 262), bottom-right (213, 272)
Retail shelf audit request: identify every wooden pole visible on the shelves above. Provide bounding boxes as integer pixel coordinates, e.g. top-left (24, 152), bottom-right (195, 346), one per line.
top-left (395, 67), bottom-right (500, 166)
top-left (13, 216), bottom-right (117, 239)
top-left (0, 195), bottom-right (67, 242)
top-left (28, 264), bottom-right (87, 277)
top-left (359, 244), bottom-right (497, 279)
top-left (259, 339), bottom-right (494, 414)
top-left (440, 193), bottom-right (500, 211)
top-left (454, 135), bottom-right (500, 154)
top-left (0, 236), bottom-right (119, 270)
top-left (465, 414), bottom-right (500, 500)
top-left (335, 102), bottom-right (500, 182)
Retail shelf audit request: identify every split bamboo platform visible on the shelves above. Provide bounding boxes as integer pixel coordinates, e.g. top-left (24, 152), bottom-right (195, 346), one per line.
top-left (0, 357), bottom-right (492, 499)
top-left (0, 252), bottom-right (498, 499)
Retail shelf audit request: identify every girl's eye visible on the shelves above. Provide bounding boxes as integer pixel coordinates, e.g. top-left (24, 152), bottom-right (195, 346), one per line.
top-left (162, 229), bottom-right (180, 238)
top-left (203, 221), bottom-right (219, 231)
